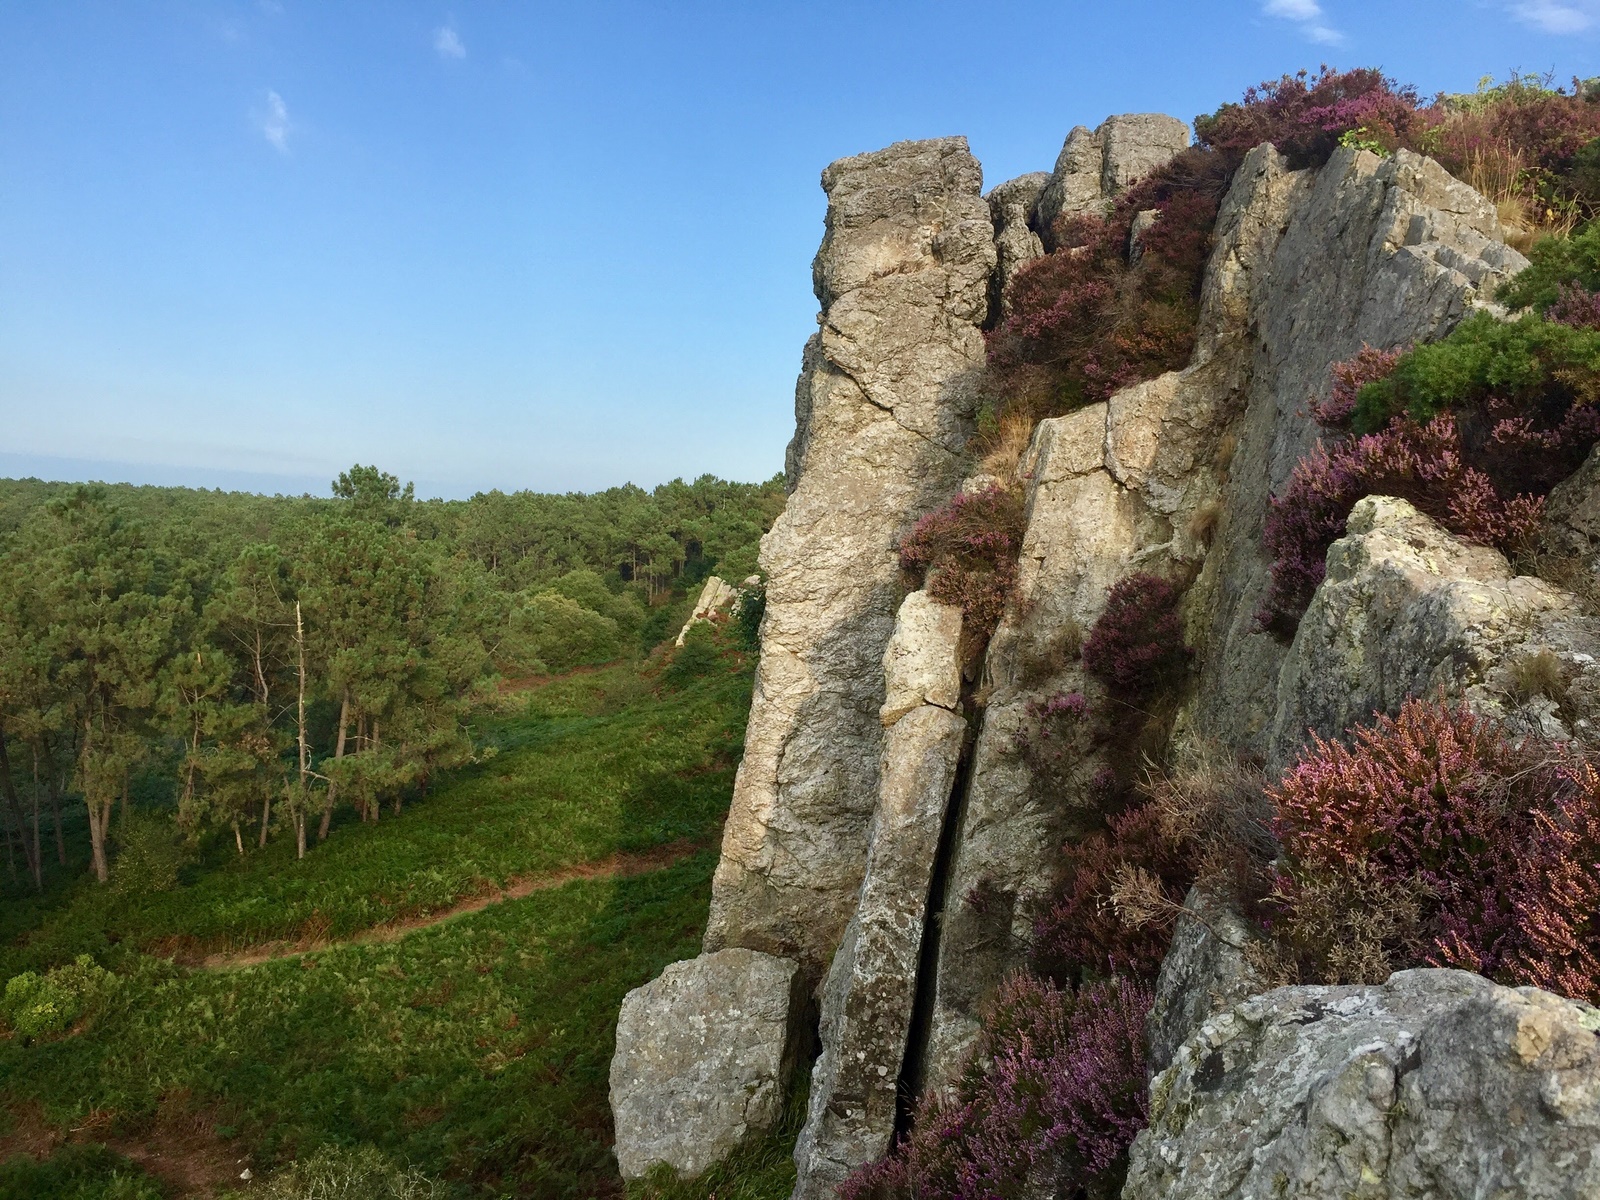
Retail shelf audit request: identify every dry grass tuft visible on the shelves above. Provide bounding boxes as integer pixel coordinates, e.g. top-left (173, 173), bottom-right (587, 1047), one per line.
top-left (1187, 500), bottom-right (1222, 548)
top-left (977, 406), bottom-right (1040, 481)
top-left (1508, 647), bottom-right (1570, 711)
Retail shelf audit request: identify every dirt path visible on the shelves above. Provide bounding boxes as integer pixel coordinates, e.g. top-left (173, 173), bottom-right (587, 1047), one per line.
top-left (199, 838), bottom-right (706, 971)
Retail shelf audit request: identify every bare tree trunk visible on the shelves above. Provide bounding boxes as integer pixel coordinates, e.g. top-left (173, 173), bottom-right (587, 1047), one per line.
top-left (232, 820), bottom-right (243, 855)
top-left (295, 602), bottom-right (310, 860)
top-left (87, 796), bottom-right (109, 884)
top-left (0, 727), bottom-right (42, 890)
top-left (259, 786), bottom-right (272, 848)
top-left (318, 693), bottom-right (349, 841)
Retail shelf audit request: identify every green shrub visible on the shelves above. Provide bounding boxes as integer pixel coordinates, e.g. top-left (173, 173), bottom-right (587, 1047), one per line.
top-left (734, 579), bottom-right (765, 649)
top-left (513, 589), bottom-right (623, 673)
top-left (665, 622), bottom-right (720, 687)
top-left (1, 954), bottom-right (113, 1039)
top-left (250, 1144), bottom-right (440, 1199)
top-left (111, 811), bottom-right (191, 895)
top-left (1352, 310), bottom-right (1600, 432)
top-left (0, 1143), bottom-right (166, 1200)
top-left (1497, 221), bottom-right (1600, 313)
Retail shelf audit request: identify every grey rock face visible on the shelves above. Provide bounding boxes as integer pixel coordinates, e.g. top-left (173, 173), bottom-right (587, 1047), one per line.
top-left (1270, 497), bottom-right (1564, 765)
top-left (920, 147), bottom-right (1296, 1094)
top-left (707, 137), bottom-right (994, 975)
top-left (1146, 888), bottom-right (1263, 1077)
top-left (1187, 146), bottom-right (1528, 759)
top-left (793, 592), bottom-right (966, 1200)
top-left (1034, 113), bottom-right (1189, 249)
top-left (988, 172), bottom-right (1050, 320)
top-left (1272, 495), bottom-right (1600, 756)
top-left (1544, 441), bottom-right (1600, 568)
top-left (610, 949), bottom-right (805, 1181)
top-left (1123, 969), bottom-right (1600, 1200)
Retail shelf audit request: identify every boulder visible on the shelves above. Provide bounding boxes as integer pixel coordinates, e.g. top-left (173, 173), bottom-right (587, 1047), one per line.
top-left (1270, 496), bottom-right (1600, 765)
top-left (1034, 113), bottom-right (1190, 249)
top-left (792, 591), bottom-right (966, 1198)
top-left (610, 949), bottom-right (805, 1181)
top-left (1123, 969), bottom-right (1600, 1200)
top-left (706, 137), bottom-right (994, 975)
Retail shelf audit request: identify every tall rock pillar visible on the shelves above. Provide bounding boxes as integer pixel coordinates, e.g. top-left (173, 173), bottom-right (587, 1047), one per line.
top-left (610, 137), bottom-right (994, 1183)
top-left (704, 136), bottom-right (995, 974)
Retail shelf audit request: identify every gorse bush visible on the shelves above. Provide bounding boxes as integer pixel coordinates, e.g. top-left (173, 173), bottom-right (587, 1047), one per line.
top-left (840, 976), bottom-right (1152, 1200)
top-left (1267, 696), bottom-right (1600, 1000)
top-left (899, 485), bottom-right (1027, 644)
top-left (1499, 221), bottom-right (1600, 311)
top-left (1, 953), bottom-right (113, 1040)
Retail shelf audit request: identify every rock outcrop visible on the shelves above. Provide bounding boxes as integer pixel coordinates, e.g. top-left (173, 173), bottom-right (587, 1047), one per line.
top-left (792, 592), bottom-right (965, 1200)
top-left (676, 575), bottom-right (739, 646)
top-left (609, 112), bottom-right (1586, 1198)
top-left (1145, 888), bottom-right (1263, 1077)
top-left (1124, 969), bottom-right (1600, 1200)
top-left (610, 136), bottom-right (993, 1182)
top-left (1034, 114), bottom-right (1191, 249)
top-left (922, 144), bottom-right (1303, 1089)
top-left (1185, 147), bottom-right (1528, 760)
top-left (987, 172), bottom-right (1049, 320)
top-left (707, 136), bottom-right (993, 975)
top-left (610, 949), bottom-right (806, 1180)
top-left (1270, 496), bottom-right (1600, 764)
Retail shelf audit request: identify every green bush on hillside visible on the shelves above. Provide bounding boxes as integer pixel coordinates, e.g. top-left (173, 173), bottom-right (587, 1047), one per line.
top-left (1, 954), bottom-right (114, 1040)
top-left (1498, 221), bottom-right (1600, 312)
top-left (512, 590), bottom-right (624, 674)
top-left (111, 811), bottom-right (192, 896)
top-left (1352, 310), bottom-right (1600, 432)
top-left (0, 1144), bottom-right (165, 1200)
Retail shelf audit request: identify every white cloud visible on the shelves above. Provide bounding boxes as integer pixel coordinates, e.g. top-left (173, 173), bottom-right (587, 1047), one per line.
top-left (1262, 0), bottom-right (1347, 44)
top-left (433, 24), bottom-right (466, 60)
top-left (1510, 0), bottom-right (1599, 30)
top-left (258, 90), bottom-right (291, 153)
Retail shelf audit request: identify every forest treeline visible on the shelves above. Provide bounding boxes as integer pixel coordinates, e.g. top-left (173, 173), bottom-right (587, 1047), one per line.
top-left (0, 467), bottom-right (783, 890)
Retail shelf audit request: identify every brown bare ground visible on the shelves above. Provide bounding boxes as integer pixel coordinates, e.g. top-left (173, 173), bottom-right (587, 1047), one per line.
top-left (1, 1096), bottom-right (250, 1199)
top-left (198, 838), bottom-right (706, 970)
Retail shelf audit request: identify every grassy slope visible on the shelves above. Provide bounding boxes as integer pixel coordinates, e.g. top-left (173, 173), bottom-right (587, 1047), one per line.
top-left (0, 639), bottom-right (789, 1199)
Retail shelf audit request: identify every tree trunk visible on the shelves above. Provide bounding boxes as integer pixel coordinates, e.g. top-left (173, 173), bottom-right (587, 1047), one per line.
top-left (295, 602), bottom-right (310, 860)
top-left (87, 796), bottom-right (109, 884)
top-left (50, 783), bottom-right (65, 866)
top-left (259, 787), bottom-right (272, 849)
top-left (0, 727), bottom-right (42, 890)
top-left (232, 820), bottom-right (243, 855)
top-left (319, 693), bottom-right (350, 841)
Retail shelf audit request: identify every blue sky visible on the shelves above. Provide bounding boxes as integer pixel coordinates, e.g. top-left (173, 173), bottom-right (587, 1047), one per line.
top-left (2, 1), bottom-right (1596, 499)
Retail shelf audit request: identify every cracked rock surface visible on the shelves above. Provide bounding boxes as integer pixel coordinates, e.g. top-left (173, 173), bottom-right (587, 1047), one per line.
top-left (706, 136), bottom-right (994, 976)
top-left (792, 591), bottom-right (966, 1200)
top-left (1123, 968), bottom-right (1600, 1200)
